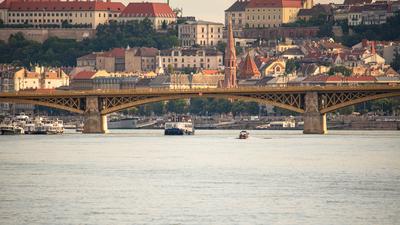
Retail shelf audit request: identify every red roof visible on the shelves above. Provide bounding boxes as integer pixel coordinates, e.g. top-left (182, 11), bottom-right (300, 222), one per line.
top-left (100, 48), bottom-right (125, 58)
top-left (202, 70), bottom-right (220, 75)
top-left (1, 0), bottom-right (125, 12)
top-left (239, 53), bottom-right (261, 79)
top-left (120, 2), bottom-right (176, 18)
top-left (73, 71), bottom-right (96, 80)
top-left (248, 0), bottom-right (302, 8)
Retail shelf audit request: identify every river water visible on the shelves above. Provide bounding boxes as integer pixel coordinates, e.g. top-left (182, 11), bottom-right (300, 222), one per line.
top-left (0, 130), bottom-right (399, 225)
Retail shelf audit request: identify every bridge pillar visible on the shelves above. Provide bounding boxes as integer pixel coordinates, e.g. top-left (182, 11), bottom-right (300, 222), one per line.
top-left (83, 96), bottom-right (108, 134)
top-left (303, 92), bottom-right (327, 134)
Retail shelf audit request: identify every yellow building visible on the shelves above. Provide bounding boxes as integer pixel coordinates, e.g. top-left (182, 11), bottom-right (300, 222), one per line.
top-left (245, 0), bottom-right (303, 28)
top-left (0, 0), bottom-right (125, 29)
top-left (14, 67), bottom-right (69, 91)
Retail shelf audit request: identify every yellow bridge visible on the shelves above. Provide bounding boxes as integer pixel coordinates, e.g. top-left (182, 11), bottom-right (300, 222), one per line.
top-left (1, 85), bottom-right (400, 134)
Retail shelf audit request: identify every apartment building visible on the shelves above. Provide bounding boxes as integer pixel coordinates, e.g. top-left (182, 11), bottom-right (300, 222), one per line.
top-left (178, 20), bottom-right (224, 47)
top-left (158, 48), bottom-right (223, 71)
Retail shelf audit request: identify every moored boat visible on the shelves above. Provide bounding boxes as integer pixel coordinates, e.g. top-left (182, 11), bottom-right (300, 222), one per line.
top-left (164, 116), bottom-right (195, 135)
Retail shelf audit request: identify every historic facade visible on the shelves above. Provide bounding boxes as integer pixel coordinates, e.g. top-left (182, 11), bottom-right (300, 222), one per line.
top-left (0, 0), bottom-right (125, 29)
top-left (178, 20), bottom-right (224, 47)
top-left (225, 0), bottom-right (313, 32)
top-left (158, 48), bottom-right (223, 71)
top-left (118, 2), bottom-right (176, 30)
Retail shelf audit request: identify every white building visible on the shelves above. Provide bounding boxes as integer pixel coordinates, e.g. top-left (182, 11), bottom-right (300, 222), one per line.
top-left (178, 20), bottom-right (224, 47)
top-left (158, 48), bottom-right (223, 71)
top-left (118, 2), bottom-right (176, 30)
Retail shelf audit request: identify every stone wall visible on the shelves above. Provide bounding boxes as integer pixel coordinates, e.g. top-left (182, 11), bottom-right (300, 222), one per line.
top-left (0, 28), bottom-right (96, 43)
top-left (242, 27), bottom-right (319, 39)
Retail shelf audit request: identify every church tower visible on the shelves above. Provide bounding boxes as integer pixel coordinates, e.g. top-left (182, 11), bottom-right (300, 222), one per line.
top-left (223, 16), bottom-right (237, 88)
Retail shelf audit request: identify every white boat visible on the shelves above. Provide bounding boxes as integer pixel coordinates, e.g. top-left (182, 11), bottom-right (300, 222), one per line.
top-left (164, 122), bottom-right (195, 135)
top-left (0, 124), bottom-right (24, 135)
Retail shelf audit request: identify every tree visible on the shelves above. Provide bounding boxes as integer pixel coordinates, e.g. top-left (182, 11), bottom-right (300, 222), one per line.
top-left (285, 59), bottom-right (300, 74)
top-left (166, 100), bottom-right (188, 114)
top-left (336, 105), bottom-right (355, 115)
top-left (0, 20), bottom-right (179, 67)
top-left (328, 66), bottom-right (352, 77)
top-left (161, 20), bottom-right (168, 30)
top-left (391, 51), bottom-right (400, 72)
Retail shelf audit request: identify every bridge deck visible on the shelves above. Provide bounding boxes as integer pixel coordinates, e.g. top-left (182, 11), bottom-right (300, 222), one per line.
top-left (1, 85), bottom-right (400, 97)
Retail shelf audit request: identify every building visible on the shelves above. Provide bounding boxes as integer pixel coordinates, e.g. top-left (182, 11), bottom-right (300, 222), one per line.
top-left (348, 3), bottom-right (392, 26)
top-left (297, 4), bottom-right (333, 21)
top-left (281, 48), bottom-right (305, 59)
top-left (238, 53), bottom-right (261, 79)
top-left (225, 0), bottom-right (250, 36)
top-left (149, 73), bottom-right (225, 89)
top-left (0, 0), bottom-right (125, 29)
top-left (259, 59), bottom-right (286, 77)
top-left (225, 0), bottom-right (313, 34)
top-left (13, 67), bottom-right (69, 91)
top-left (0, 65), bottom-right (18, 114)
top-left (77, 48), bottom-right (125, 73)
top-left (353, 40), bottom-right (400, 65)
top-left (118, 2), bottom-right (176, 30)
top-left (245, 0), bottom-right (303, 28)
top-left (223, 16), bottom-right (237, 88)
top-left (125, 47), bottom-right (158, 73)
top-left (178, 20), bottom-right (224, 47)
top-left (158, 48), bottom-right (223, 71)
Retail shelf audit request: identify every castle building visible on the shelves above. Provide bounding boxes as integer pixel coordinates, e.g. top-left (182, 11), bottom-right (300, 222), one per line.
top-left (225, 0), bottom-right (313, 32)
top-left (0, 0), bottom-right (125, 29)
top-left (118, 2), bottom-right (176, 30)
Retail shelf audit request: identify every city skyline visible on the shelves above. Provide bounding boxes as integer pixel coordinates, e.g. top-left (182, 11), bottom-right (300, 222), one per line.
top-left (123, 0), bottom-right (342, 22)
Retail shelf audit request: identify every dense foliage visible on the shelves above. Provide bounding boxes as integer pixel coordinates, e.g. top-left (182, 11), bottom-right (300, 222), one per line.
top-left (0, 19), bottom-right (179, 67)
top-left (282, 14), bottom-right (333, 38)
top-left (391, 51), bottom-right (400, 72)
top-left (131, 99), bottom-right (262, 117)
top-left (328, 66), bottom-right (352, 77)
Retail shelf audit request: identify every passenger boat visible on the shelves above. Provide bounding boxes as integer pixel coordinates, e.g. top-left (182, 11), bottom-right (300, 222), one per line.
top-left (164, 116), bottom-right (195, 135)
top-left (239, 130), bottom-right (249, 139)
top-left (0, 125), bottom-right (24, 135)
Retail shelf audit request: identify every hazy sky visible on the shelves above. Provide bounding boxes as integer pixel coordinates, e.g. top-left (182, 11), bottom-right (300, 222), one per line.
top-left (123, 0), bottom-right (342, 22)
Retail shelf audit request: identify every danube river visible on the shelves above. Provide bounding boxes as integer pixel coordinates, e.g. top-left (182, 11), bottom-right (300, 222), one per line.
top-left (0, 130), bottom-right (399, 224)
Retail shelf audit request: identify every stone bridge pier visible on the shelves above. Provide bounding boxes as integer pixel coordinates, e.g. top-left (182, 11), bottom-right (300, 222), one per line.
top-left (83, 96), bottom-right (108, 134)
top-left (303, 92), bottom-right (327, 134)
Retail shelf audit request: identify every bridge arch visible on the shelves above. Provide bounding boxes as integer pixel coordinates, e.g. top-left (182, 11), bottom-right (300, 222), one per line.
top-left (320, 92), bottom-right (400, 114)
top-left (100, 93), bottom-right (305, 115)
top-left (0, 97), bottom-right (84, 114)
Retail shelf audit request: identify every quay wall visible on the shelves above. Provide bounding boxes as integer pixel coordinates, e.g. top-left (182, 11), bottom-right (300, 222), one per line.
top-left (0, 28), bottom-right (96, 43)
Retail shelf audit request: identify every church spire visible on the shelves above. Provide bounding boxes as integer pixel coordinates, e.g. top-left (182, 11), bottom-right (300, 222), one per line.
top-left (223, 15), bottom-right (237, 88)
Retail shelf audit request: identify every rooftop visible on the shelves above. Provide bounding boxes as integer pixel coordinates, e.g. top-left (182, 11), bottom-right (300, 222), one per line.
top-left (225, 0), bottom-right (250, 12)
top-left (120, 2), bottom-right (175, 18)
top-left (247, 0), bottom-right (303, 9)
top-left (0, 0), bottom-right (125, 12)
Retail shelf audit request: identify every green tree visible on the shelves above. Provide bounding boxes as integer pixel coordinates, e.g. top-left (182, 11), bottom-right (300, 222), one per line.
top-left (161, 20), bottom-right (168, 30)
top-left (166, 100), bottom-right (188, 114)
top-left (391, 51), bottom-right (400, 72)
top-left (285, 59), bottom-right (300, 74)
top-left (328, 66), bottom-right (352, 76)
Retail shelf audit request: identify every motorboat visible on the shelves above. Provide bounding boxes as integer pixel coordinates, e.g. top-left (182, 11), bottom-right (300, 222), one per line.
top-left (239, 130), bottom-right (249, 139)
